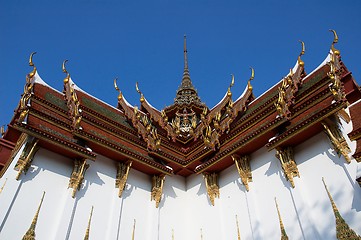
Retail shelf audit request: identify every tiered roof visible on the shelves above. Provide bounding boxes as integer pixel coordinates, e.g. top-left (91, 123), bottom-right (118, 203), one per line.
top-left (1, 31), bottom-right (360, 178)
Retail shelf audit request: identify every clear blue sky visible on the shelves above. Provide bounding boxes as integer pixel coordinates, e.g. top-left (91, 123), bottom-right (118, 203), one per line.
top-left (1, 0), bottom-right (360, 126)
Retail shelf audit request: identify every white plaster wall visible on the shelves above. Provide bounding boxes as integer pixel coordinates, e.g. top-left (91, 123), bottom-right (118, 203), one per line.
top-left (0, 115), bottom-right (361, 240)
top-left (0, 147), bottom-right (73, 240)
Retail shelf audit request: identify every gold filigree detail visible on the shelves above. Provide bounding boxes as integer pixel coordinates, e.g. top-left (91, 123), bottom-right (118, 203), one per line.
top-left (131, 219), bottom-right (136, 240)
top-left (236, 214), bottom-right (241, 240)
top-left (203, 172), bottom-right (220, 206)
top-left (275, 198), bottom-right (289, 240)
top-left (327, 30), bottom-right (345, 102)
top-left (151, 174), bottom-right (165, 208)
top-left (0, 178), bottom-right (7, 194)
top-left (337, 109), bottom-right (351, 124)
top-left (115, 79), bottom-right (161, 151)
top-left (322, 177), bottom-right (361, 239)
top-left (22, 191), bottom-right (45, 240)
top-left (83, 206), bottom-right (93, 240)
top-left (8, 133), bottom-right (28, 167)
top-left (115, 161), bottom-right (132, 197)
top-left (275, 147), bottom-right (299, 188)
top-left (63, 60), bottom-right (82, 130)
top-left (14, 136), bottom-right (39, 180)
top-left (232, 154), bottom-right (252, 191)
top-left (275, 69), bottom-right (296, 119)
top-left (203, 125), bottom-right (220, 151)
top-left (68, 158), bottom-right (89, 198)
top-left (322, 117), bottom-right (351, 163)
top-left (19, 53), bottom-right (38, 124)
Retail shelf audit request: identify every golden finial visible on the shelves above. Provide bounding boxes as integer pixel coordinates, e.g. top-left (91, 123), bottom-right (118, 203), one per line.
top-left (0, 178), bottom-right (7, 194)
top-left (62, 59), bottom-right (68, 74)
top-left (248, 67), bottom-right (254, 91)
top-left (329, 29), bottom-right (340, 55)
top-left (298, 40), bottom-right (305, 67)
top-left (184, 34), bottom-right (188, 70)
top-left (28, 52), bottom-right (37, 78)
top-left (62, 60), bottom-right (70, 84)
top-left (322, 177), bottom-right (361, 239)
top-left (135, 82), bottom-right (144, 103)
top-left (227, 74), bottom-right (235, 96)
top-left (131, 219), bottom-right (136, 240)
top-left (230, 74), bottom-right (235, 88)
top-left (275, 197), bottom-right (289, 240)
top-left (114, 77), bottom-right (123, 101)
top-left (172, 228), bottom-right (175, 240)
top-left (83, 206), bottom-right (93, 240)
top-left (22, 191), bottom-right (45, 240)
top-left (236, 214), bottom-right (241, 240)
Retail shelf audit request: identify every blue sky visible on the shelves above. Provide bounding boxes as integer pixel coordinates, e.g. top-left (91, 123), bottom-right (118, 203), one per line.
top-left (1, 1), bottom-right (360, 126)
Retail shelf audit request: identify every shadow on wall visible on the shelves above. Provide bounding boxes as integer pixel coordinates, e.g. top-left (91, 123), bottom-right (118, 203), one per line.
top-left (158, 180), bottom-right (178, 209)
top-left (196, 176), bottom-right (215, 207)
top-left (20, 148), bottom-right (73, 184)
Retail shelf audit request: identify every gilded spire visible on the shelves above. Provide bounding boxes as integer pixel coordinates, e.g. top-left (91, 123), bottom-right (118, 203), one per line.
top-left (131, 219), bottom-right (136, 240)
top-left (22, 191), bottom-right (45, 240)
top-left (236, 214), bottom-right (241, 240)
top-left (0, 178), bottom-right (7, 194)
top-left (322, 177), bottom-right (361, 239)
top-left (174, 35), bottom-right (204, 106)
top-left (83, 206), bottom-right (94, 240)
top-left (275, 198), bottom-right (289, 240)
top-left (184, 35), bottom-right (188, 70)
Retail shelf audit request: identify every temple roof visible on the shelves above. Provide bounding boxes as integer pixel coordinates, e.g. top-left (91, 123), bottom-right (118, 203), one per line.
top-left (1, 31), bottom-right (361, 177)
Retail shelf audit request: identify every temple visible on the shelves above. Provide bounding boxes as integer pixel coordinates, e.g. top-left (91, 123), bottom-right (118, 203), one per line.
top-left (0, 31), bottom-right (361, 239)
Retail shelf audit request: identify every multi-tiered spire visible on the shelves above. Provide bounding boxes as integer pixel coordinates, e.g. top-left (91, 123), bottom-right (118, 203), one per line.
top-left (173, 35), bottom-right (203, 106)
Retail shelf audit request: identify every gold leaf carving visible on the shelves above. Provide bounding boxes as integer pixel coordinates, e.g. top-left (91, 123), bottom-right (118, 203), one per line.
top-left (68, 158), bottom-right (89, 198)
top-left (115, 161), bottom-right (132, 197)
top-left (22, 191), bottom-right (45, 240)
top-left (203, 172), bottom-right (220, 206)
top-left (322, 177), bottom-right (361, 239)
top-left (322, 117), bottom-right (351, 163)
top-left (232, 154), bottom-right (252, 191)
top-left (83, 206), bottom-right (93, 240)
top-left (151, 174), bottom-right (165, 208)
top-left (275, 198), bottom-right (289, 240)
top-left (14, 136), bottom-right (39, 180)
top-left (275, 147), bottom-right (299, 188)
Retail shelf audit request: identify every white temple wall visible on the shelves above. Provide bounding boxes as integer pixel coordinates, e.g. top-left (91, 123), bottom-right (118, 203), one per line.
top-left (0, 117), bottom-right (361, 239)
top-left (0, 147), bottom-right (73, 240)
